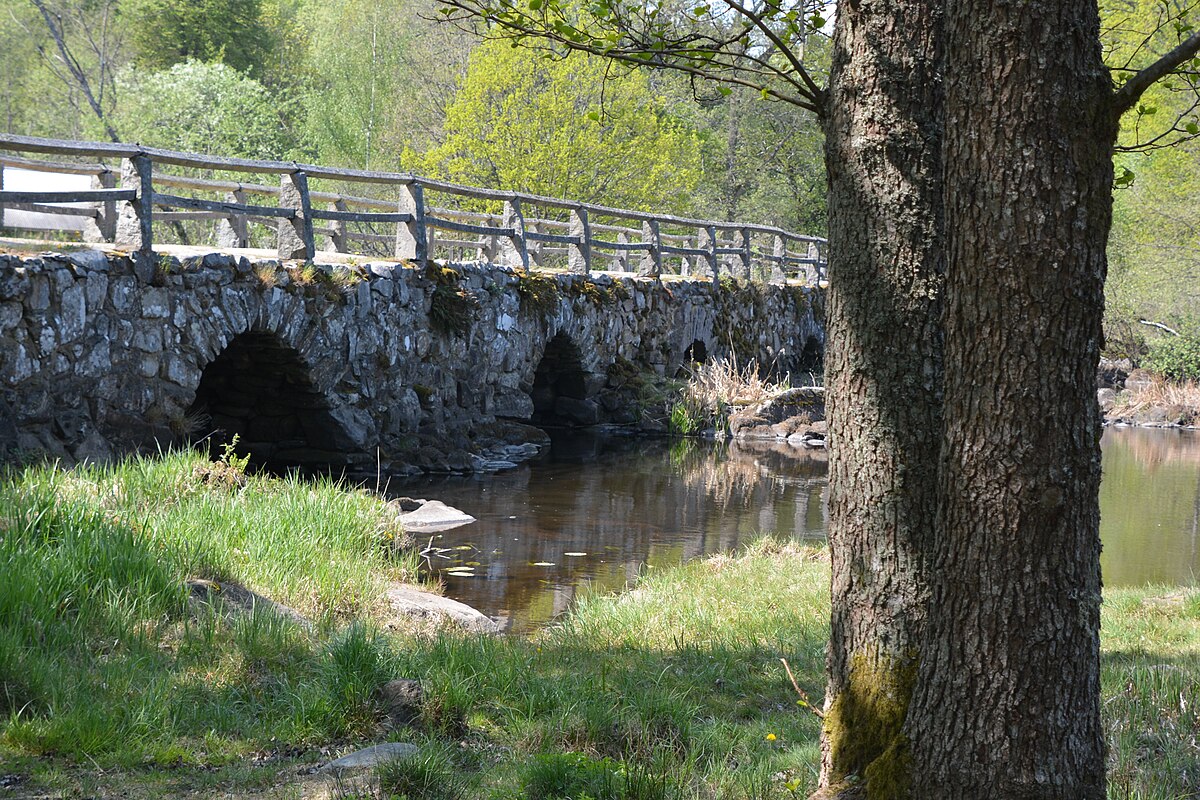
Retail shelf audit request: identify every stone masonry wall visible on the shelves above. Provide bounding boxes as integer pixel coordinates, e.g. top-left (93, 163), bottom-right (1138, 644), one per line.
top-left (0, 249), bottom-right (824, 472)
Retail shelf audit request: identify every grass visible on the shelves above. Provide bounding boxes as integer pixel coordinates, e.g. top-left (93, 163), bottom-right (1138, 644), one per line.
top-left (0, 454), bottom-right (1196, 799)
top-left (0, 449), bottom-right (420, 772)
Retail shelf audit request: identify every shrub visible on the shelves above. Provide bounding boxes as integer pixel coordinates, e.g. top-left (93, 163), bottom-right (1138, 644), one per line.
top-left (1143, 335), bottom-right (1200, 381)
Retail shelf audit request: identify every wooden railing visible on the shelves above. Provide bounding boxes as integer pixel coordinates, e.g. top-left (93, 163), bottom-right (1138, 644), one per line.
top-left (0, 134), bottom-right (827, 283)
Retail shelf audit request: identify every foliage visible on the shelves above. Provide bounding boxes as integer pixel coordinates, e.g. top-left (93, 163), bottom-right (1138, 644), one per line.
top-left (516, 269), bottom-right (562, 318)
top-left (123, 0), bottom-right (276, 75)
top-left (300, 0), bottom-right (470, 168)
top-left (412, 39), bottom-right (703, 213)
top-left (1143, 334), bottom-right (1200, 381)
top-left (102, 60), bottom-right (298, 158)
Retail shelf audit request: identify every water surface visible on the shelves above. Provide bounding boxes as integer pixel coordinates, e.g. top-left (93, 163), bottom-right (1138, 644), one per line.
top-left (399, 427), bottom-right (1200, 633)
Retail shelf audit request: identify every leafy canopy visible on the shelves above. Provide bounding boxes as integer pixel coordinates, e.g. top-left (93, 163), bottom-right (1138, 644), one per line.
top-left (412, 39), bottom-right (703, 212)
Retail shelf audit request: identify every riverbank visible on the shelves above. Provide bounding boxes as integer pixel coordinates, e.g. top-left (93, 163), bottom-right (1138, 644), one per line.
top-left (1, 454), bottom-right (1196, 799)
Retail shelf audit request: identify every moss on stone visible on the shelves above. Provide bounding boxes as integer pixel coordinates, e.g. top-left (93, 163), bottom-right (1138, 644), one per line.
top-left (425, 263), bottom-right (476, 336)
top-left (515, 269), bottom-right (561, 319)
top-left (822, 651), bottom-right (915, 800)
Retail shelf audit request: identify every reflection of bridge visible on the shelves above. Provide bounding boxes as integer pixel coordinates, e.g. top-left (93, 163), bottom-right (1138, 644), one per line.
top-left (0, 135), bottom-right (827, 281)
top-left (0, 136), bottom-right (827, 470)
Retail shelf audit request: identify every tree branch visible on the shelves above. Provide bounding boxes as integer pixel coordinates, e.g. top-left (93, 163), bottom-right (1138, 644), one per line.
top-left (1113, 29), bottom-right (1200, 115)
top-left (29, 0), bottom-right (120, 141)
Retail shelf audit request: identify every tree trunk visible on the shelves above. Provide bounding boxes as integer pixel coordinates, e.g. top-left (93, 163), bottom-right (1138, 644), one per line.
top-left (906, 1), bottom-right (1114, 796)
top-left (816, 0), bottom-right (944, 794)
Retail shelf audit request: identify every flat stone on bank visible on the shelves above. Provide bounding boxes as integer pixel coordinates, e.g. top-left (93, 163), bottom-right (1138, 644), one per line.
top-left (383, 584), bottom-right (500, 634)
top-left (398, 500), bottom-right (476, 532)
top-left (319, 742), bottom-right (419, 773)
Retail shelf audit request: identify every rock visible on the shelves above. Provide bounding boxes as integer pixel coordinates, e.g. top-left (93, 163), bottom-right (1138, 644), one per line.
top-left (186, 578), bottom-right (313, 629)
top-left (398, 499), bottom-right (476, 533)
top-left (1097, 357), bottom-right (1132, 389)
top-left (382, 584), bottom-right (500, 634)
top-left (1097, 387), bottom-right (1119, 413)
top-left (728, 387), bottom-right (825, 439)
top-left (378, 679), bottom-right (423, 728)
top-left (1124, 368), bottom-right (1156, 393)
top-left (554, 396), bottom-right (602, 426)
top-left (387, 496), bottom-right (424, 513)
top-left (66, 249), bottom-right (110, 273)
top-left (319, 743), bottom-right (419, 774)
top-left (481, 459), bottom-right (519, 471)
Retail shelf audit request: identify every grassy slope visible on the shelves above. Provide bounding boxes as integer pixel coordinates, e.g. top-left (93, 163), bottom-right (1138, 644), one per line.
top-left (0, 455), bottom-right (1196, 799)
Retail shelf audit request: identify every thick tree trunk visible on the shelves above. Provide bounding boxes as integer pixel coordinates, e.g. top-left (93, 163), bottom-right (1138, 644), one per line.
top-left (816, 0), bottom-right (943, 795)
top-left (906, 1), bottom-right (1114, 797)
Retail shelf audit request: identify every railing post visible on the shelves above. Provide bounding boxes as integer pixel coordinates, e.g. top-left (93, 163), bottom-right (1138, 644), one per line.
top-left (500, 199), bottom-right (529, 268)
top-left (0, 164), bottom-right (5, 231)
top-left (770, 234), bottom-right (788, 284)
top-left (568, 206), bottom-right (591, 275)
top-left (327, 198), bottom-right (348, 253)
top-left (83, 168), bottom-right (117, 243)
top-left (396, 182), bottom-right (427, 263)
top-left (481, 217), bottom-right (501, 263)
top-left (527, 219), bottom-right (544, 266)
top-left (699, 225), bottom-right (719, 285)
top-left (115, 153), bottom-right (153, 255)
top-left (278, 170), bottom-right (315, 260)
top-left (613, 231), bottom-right (630, 272)
top-left (638, 219), bottom-right (662, 278)
top-left (217, 188), bottom-right (249, 249)
top-left (738, 226), bottom-right (752, 280)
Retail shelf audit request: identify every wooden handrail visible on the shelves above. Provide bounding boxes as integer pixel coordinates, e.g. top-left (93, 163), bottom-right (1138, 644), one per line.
top-left (0, 133), bottom-right (827, 284)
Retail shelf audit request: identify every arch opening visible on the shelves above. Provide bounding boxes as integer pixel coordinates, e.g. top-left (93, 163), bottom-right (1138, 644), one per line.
top-left (684, 339), bottom-right (708, 365)
top-left (529, 333), bottom-right (598, 427)
top-left (798, 335), bottom-right (823, 373)
top-left (186, 331), bottom-right (356, 472)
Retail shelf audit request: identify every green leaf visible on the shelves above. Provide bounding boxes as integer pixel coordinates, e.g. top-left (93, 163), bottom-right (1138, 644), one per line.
top-left (586, 110), bottom-right (600, 121)
top-left (1186, 122), bottom-right (1199, 135)
top-left (717, 86), bottom-right (732, 97)
top-left (528, 0), bottom-right (542, 9)
top-left (1114, 167), bottom-right (1136, 188)
top-left (761, 87), bottom-right (770, 100)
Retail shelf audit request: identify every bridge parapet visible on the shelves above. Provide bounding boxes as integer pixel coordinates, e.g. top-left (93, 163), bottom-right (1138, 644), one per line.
top-left (0, 135), bottom-right (827, 285)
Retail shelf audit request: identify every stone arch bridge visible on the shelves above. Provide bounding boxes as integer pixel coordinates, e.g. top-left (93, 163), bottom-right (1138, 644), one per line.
top-left (0, 249), bottom-right (824, 473)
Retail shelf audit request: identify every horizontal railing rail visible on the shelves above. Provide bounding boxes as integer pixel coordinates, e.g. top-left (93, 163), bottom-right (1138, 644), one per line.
top-left (0, 134), bottom-right (827, 283)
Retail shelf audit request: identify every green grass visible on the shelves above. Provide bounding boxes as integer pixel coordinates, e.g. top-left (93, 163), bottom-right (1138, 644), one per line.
top-left (0, 453), bottom-right (1196, 799)
top-left (0, 449), bottom-right (420, 769)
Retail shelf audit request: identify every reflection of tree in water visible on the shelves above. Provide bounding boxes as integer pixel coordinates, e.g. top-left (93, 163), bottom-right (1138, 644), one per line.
top-left (1099, 428), bottom-right (1200, 587)
top-left (399, 433), bottom-right (828, 632)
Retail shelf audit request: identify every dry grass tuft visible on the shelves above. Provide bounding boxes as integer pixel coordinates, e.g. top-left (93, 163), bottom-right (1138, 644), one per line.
top-left (1110, 376), bottom-right (1200, 425)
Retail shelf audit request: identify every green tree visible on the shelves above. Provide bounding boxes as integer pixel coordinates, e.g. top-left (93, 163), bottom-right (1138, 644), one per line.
top-left (414, 39), bottom-right (703, 212)
top-left (300, 0), bottom-right (472, 169)
top-left (103, 60), bottom-right (296, 158)
top-left (123, 0), bottom-right (275, 76)
top-left (1103, 0), bottom-right (1200, 347)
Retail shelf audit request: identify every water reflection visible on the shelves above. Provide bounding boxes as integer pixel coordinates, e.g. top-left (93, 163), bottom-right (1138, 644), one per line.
top-left (396, 432), bottom-right (827, 633)
top-left (395, 427), bottom-right (1200, 633)
top-left (1100, 427), bottom-right (1200, 587)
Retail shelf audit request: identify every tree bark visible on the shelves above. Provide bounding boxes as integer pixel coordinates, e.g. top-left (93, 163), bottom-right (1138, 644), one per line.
top-left (816, 0), bottom-right (943, 794)
top-left (906, 1), bottom-right (1114, 796)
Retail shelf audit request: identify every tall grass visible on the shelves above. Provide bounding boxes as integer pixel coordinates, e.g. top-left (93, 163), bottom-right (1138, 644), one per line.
top-left (670, 357), bottom-right (792, 435)
top-left (0, 450), bottom-right (419, 765)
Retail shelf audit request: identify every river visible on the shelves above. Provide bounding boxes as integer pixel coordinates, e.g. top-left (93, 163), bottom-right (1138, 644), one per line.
top-left (396, 427), bottom-right (1200, 633)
